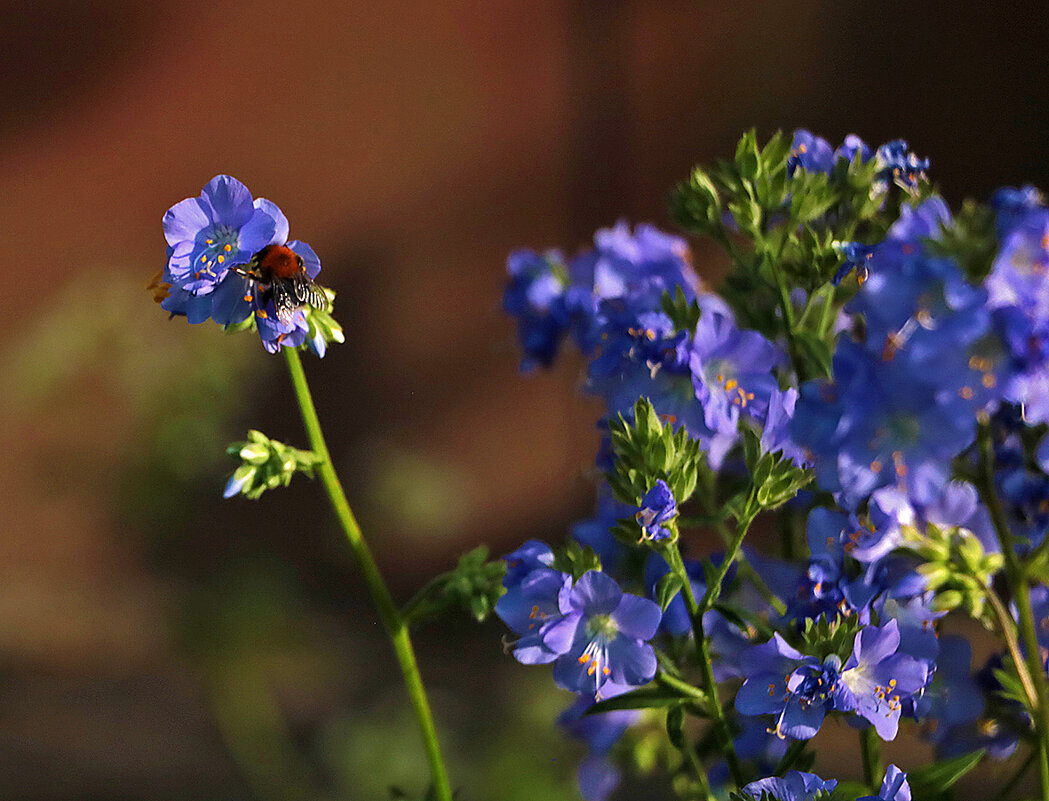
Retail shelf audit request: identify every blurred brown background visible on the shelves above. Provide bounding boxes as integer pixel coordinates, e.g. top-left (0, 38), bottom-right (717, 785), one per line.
top-left (2, 1), bottom-right (1049, 799)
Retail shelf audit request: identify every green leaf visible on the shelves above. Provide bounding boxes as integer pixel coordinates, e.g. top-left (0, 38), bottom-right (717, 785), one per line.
top-left (665, 704), bottom-right (686, 750)
top-left (907, 749), bottom-right (985, 798)
top-left (656, 572), bottom-right (684, 611)
top-left (585, 683), bottom-right (698, 714)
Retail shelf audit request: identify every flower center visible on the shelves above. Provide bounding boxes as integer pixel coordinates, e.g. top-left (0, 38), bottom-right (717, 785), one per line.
top-left (585, 613), bottom-right (619, 642)
top-left (192, 225), bottom-right (240, 281)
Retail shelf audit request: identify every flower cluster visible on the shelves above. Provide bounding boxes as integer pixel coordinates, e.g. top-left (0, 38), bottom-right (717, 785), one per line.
top-left (497, 129), bottom-right (1049, 801)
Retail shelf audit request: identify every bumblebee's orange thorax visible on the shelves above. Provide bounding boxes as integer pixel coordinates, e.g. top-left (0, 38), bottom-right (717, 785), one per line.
top-left (259, 244), bottom-right (301, 279)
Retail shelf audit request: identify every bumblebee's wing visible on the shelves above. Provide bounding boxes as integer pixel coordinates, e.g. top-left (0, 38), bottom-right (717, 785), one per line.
top-left (290, 274), bottom-right (328, 312)
top-left (271, 280), bottom-right (300, 325)
top-left (271, 275), bottom-right (327, 325)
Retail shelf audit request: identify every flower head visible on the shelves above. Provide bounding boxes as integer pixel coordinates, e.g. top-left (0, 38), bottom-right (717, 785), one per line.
top-left (635, 480), bottom-right (677, 540)
top-left (551, 571), bottom-right (661, 699)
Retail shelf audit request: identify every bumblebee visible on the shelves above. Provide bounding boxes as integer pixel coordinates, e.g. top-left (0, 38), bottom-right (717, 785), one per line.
top-left (235, 244), bottom-right (327, 325)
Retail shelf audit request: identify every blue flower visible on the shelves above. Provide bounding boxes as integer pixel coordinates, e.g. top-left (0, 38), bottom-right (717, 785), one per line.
top-left (689, 310), bottom-right (785, 440)
top-left (991, 185), bottom-right (1042, 239)
top-left (736, 634), bottom-right (847, 739)
top-left (161, 175), bottom-right (288, 324)
top-left (571, 488), bottom-right (634, 571)
top-left (833, 242), bottom-right (876, 285)
top-left (550, 571), bottom-right (662, 699)
top-left (874, 140), bottom-right (929, 191)
top-left (503, 249), bottom-right (570, 370)
top-left (859, 765), bottom-right (911, 801)
top-left (741, 771), bottom-right (837, 801)
top-left (495, 565), bottom-right (574, 665)
top-left (791, 340), bottom-right (978, 509)
top-left (761, 387), bottom-right (812, 468)
top-left (788, 130), bottom-right (836, 176)
top-left (922, 636), bottom-right (984, 748)
top-left (501, 540), bottom-right (555, 589)
top-left (635, 480), bottom-right (677, 540)
top-left (161, 175), bottom-right (328, 353)
top-left (839, 620), bottom-right (929, 740)
top-left (787, 130), bottom-right (871, 177)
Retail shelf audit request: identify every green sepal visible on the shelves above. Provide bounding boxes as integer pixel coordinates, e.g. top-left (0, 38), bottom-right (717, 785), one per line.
top-left (661, 286), bottom-right (702, 334)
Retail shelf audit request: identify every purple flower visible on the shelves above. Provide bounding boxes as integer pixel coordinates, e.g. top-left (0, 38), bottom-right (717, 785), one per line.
top-left (874, 140), bottom-right (929, 191)
top-left (495, 566), bottom-right (574, 665)
top-left (689, 310), bottom-right (785, 439)
top-left (551, 571), bottom-right (661, 699)
top-left (839, 620), bottom-right (929, 740)
top-left (161, 175), bottom-right (327, 354)
top-left (860, 765), bottom-right (911, 801)
top-left (736, 634), bottom-right (847, 740)
top-left (161, 175), bottom-right (287, 324)
top-left (635, 480), bottom-right (677, 540)
top-left (741, 771), bottom-right (837, 801)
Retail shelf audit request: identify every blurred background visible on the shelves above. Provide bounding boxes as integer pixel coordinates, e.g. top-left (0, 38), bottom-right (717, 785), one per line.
top-left (3, 1), bottom-right (1049, 798)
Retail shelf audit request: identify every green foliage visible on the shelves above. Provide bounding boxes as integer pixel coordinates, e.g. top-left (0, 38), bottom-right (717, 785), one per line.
top-left (928, 199), bottom-right (998, 282)
top-left (903, 523), bottom-right (1003, 618)
top-left (741, 427), bottom-right (813, 510)
top-left (669, 129), bottom-right (904, 381)
top-left (607, 397), bottom-right (705, 514)
top-left (799, 614), bottom-right (863, 662)
top-left (655, 572), bottom-right (684, 611)
top-left (225, 429), bottom-right (324, 499)
top-left (303, 287), bottom-right (346, 351)
top-left (585, 681), bottom-right (708, 715)
top-left (661, 286), bottom-right (703, 333)
top-left (402, 546), bottom-right (507, 626)
top-left (551, 539), bottom-right (603, 581)
top-left (906, 749), bottom-right (985, 800)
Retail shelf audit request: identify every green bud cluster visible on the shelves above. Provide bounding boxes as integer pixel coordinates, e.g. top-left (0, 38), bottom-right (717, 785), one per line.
top-left (905, 523), bottom-right (1004, 618)
top-left (225, 429), bottom-right (324, 499)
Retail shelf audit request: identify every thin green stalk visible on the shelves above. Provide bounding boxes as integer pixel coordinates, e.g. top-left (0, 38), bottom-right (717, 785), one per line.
top-left (984, 583), bottom-right (1039, 710)
top-left (976, 420), bottom-right (1049, 801)
top-left (667, 543), bottom-right (744, 789)
top-left (699, 510), bottom-right (757, 614)
top-left (859, 727), bottom-right (882, 792)
top-left (284, 348), bottom-right (452, 801)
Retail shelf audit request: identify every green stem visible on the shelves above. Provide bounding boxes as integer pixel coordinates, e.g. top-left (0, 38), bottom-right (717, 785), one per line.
top-left (698, 510), bottom-right (757, 614)
top-left (984, 583), bottom-right (1039, 710)
top-left (976, 419), bottom-right (1049, 801)
top-left (859, 727), bottom-right (882, 792)
top-left (667, 543), bottom-right (744, 789)
top-left (283, 348), bottom-right (453, 801)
